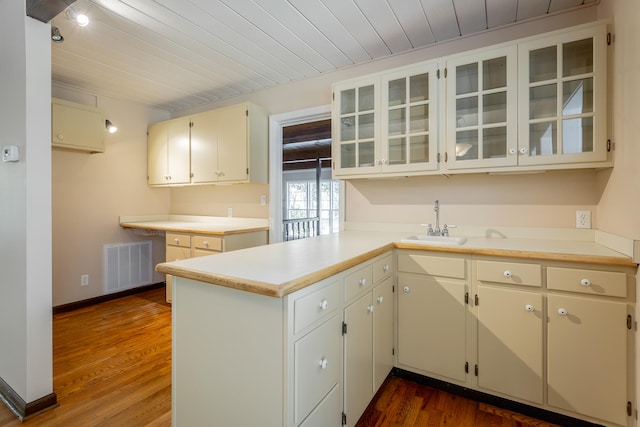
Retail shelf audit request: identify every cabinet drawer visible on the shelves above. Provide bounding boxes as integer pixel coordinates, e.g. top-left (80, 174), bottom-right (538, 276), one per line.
top-left (344, 264), bottom-right (373, 302)
top-left (476, 260), bottom-right (541, 287)
top-left (294, 280), bottom-right (341, 334)
top-left (166, 245), bottom-right (190, 262)
top-left (294, 315), bottom-right (341, 425)
top-left (166, 232), bottom-right (191, 248)
top-left (192, 235), bottom-right (223, 251)
top-left (547, 267), bottom-right (627, 298)
top-left (192, 249), bottom-right (221, 258)
top-left (397, 253), bottom-right (466, 279)
top-left (373, 254), bottom-right (393, 284)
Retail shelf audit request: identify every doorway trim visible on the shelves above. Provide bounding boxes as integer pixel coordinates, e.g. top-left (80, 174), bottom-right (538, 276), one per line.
top-left (269, 105), bottom-right (331, 243)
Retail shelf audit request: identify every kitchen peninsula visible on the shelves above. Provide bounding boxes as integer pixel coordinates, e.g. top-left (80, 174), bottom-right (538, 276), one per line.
top-left (158, 228), bottom-right (637, 427)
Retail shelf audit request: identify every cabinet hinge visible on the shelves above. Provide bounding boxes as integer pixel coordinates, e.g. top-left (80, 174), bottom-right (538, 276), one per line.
top-left (627, 401), bottom-right (632, 416)
top-left (246, 109), bottom-right (248, 117)
top-left (474, 364), bottom-right (479, 376)
top-left (444, 152), bottom-right (448, 163)
top-left (342, 412), bottom-right (347, 425)
top-left (392, 348), bottom-right (395, 356)
top-left (465, 362), bottom-right (469, 373)
top-left (444, 67), bottom-right (447, 78)
top-left (189, 121), bottom-right (193, 128)
top-left (342, 321), bottom-right (347, 335)
top-left (246, 168), bottom-right (249, 175)
top-left (437, 69), bottom-right (440, 79)
top-left (333, 92), bottom-right (335, 101)
top-left (607, 32), bottom-right (612, 45)
top-left (627, 315), bottom-right (633, 330)
top-left (437, 152), bottom-right (441, 163)
top-left (607, 139), bottom-right (613, 152)
top-left (392, 285), bottom-right (395, 293)
top-left (464, 292), bottom-right (469, 305)
top-left (475, 294), bottom-right (479, 306)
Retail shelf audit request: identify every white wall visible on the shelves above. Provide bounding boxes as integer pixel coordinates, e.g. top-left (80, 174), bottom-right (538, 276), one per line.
top-left (0, 3), bottom-right (53, 403)
top-left (51, 88), bottom-right (170, 306)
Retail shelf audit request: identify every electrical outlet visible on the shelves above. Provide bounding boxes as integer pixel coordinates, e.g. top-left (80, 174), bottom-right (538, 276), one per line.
top-left (576, 210), bottom-right (591, 229)
top-left (81, 274), bottom-right (89, 286)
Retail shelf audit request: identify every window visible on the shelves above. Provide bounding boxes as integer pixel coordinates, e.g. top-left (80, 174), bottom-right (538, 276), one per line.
top-left (286, 177), bottom-right (340, 235)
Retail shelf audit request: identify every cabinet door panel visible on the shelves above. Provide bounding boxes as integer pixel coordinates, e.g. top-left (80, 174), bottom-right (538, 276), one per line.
top-left (477, 285), bottom-right (543, 403)
top-left (343, 293), bottom-right (373, 427)
top-left (147, 121), bottom-right (169, 185)
top-left (190, 110), bottom-right (219, 183)
top-left (166, 117), bottom-right (191, 184)
top-left (215, 104), bottom-right (248, 182)
top-left (373, 277), bottom-right (394, 391)
top-left (548, 294), bottom-right (628, 426)
top-left (397, 274), bottom-right (467, 382)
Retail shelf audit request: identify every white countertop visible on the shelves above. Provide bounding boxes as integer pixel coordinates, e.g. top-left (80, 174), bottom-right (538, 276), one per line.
top-left (120, 215), bottom-right (269, 235)
top-left (156, 229), bottom-right (636, 298)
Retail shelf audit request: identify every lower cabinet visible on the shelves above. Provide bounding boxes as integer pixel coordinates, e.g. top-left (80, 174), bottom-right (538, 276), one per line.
top-left (396, 253), bottom-right (470, 383)
top-left (396, 250), bottom-right (635, 427)
top-left (165, 230), bottom-right (267, 302)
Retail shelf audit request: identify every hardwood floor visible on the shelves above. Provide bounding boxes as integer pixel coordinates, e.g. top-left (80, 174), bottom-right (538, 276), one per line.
top-left (357, 376), bottom-right (561, 427)
top-left (0, 289), bottom-right (172, 427)
top-left (0, 287), bottom-right (561, 427)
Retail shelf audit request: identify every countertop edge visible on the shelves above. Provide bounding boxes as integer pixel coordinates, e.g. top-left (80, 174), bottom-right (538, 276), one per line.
top-left (120, 222), bottom-right (269, 236)
top-left (158, 238), bottom-right (637, 299)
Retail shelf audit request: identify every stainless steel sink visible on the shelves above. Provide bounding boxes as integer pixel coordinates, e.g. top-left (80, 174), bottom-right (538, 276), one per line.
top-left (400, 235), bottom-right (467, 246)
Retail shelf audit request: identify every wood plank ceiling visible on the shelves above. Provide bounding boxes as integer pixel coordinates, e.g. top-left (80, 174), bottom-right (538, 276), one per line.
top-left (50, 0), bottom-right (598, 113)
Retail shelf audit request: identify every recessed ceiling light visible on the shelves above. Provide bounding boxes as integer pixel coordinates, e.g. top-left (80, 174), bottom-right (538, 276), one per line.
top-left (76, 13), bottom-right (89, 27)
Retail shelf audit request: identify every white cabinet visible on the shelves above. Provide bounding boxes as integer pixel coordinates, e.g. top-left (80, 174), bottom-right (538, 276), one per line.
top-left (547, 266), bottom-right (631, 426)
top-left (147, 116), bottom-right (191, 185)
top-left (164, 230), bottom-right (267, 302)
top-left (396, 252), bottom-right (470, 383)
top-left (148, 102), bottom-right (268, 186)
top-left (474, 260), bottom-right (543, 404)
top-left (331, 21), bottom-right (609, 179)
top-left (191, 102), bottom-right (268, 184)
top-left (342, 253), bottom-right (394, 427)
top-left (518, 24), bottom-right (608, 167)
top-left (445, 46), bottom-right (518, 170)
top-left (52, 98), bottom-right (105, 153)
top-left (333, 62), bottom-right (440, 178)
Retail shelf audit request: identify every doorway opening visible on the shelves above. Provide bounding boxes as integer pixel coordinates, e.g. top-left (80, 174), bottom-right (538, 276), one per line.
top-left (282, 119), bottom-right (339, 241)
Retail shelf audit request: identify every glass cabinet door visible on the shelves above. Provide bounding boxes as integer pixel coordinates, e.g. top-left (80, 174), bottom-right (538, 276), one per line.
top-left (518, 24), bottom-right (607, 165)
top-left (446, 46), bottom-right (517, 170)
top-left (332, 76), bottom-right (379, 176)
top-left (381, 61), bottom-right (440, 173)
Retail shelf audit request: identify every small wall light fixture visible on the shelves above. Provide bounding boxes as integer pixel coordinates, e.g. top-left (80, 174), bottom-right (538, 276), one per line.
top-left (105, 120), bottom-right (118, 134)
top-left (66, 7), bottom-right (90, 27)
top-left (51, 26), bottom-right (64, 43)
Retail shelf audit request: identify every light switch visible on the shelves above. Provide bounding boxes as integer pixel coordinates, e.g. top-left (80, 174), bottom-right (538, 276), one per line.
top-left (2, 145), bottom-right (19, 162)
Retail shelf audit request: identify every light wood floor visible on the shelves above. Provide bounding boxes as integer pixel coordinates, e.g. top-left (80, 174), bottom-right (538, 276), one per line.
top-left (0, 289), bottom-right (172, 427)
top-left (0, 287), bottom-right (560, 427)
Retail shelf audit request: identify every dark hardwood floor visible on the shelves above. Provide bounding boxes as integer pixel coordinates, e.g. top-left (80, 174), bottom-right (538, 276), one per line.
top-left (1, 287), bottom-right (560, 426)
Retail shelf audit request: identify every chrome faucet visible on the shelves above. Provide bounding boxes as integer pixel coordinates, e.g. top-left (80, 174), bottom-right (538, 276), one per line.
top-left (423, 200), bottom-right (454, 237)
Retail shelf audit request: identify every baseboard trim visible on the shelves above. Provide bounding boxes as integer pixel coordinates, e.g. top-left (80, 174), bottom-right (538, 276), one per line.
top-left (0, 376), bottom-right (58, 421)
top-left (391, 368), bottom-right (603, 427)
top-left (53, 282), bottom-right (166, 314)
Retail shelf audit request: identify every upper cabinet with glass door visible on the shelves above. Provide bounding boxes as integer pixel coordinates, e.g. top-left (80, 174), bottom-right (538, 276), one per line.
top-left (333, 76), bottom-right (379, 177)
top-left (518, 24), bottom-right (608, 167)
top-left (445, 46), bottom-right (518, 170)
top-left (332, 60), bottom-right (439, 178)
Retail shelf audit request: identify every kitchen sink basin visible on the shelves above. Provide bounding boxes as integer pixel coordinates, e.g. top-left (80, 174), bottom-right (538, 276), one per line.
top-left (400, 235), bottom-right (467, 246)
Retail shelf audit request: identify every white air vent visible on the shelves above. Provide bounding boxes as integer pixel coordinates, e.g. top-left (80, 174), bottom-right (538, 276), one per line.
top-left (104, 241), bottom-right (153, 293)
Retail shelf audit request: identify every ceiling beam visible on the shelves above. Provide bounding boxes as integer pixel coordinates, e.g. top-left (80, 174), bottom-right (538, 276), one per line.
top-left (26, 0), bottom-right (76, 23)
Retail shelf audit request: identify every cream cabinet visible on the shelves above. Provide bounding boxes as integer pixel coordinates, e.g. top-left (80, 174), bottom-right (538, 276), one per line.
top-left (164, 230), bottom-right (267, 302)
top-left (333, 62), bottom-right (440, 178)
top-left (445, 46), bottom-right (518, 170)
top-left (148, 102), bottom-right (268, 187)
top-left (518, 24), bottom-right (608, 167)
top-left (474, 260), bottom-right (544, 404)
top-left (331, 21), bottom-right (609, 179)
top-left (396, 252), bottom-right (470, 383)
top-left (547, 266), bottom-right (632, 426)
top-left (191, 102), bottom-right (268, 184)
top-left (342, 253), bottom-right (394, 427)
top-left (147, 116), bottom-right (191, 185)
top-left (52, 98), bottom-right (105, 153)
